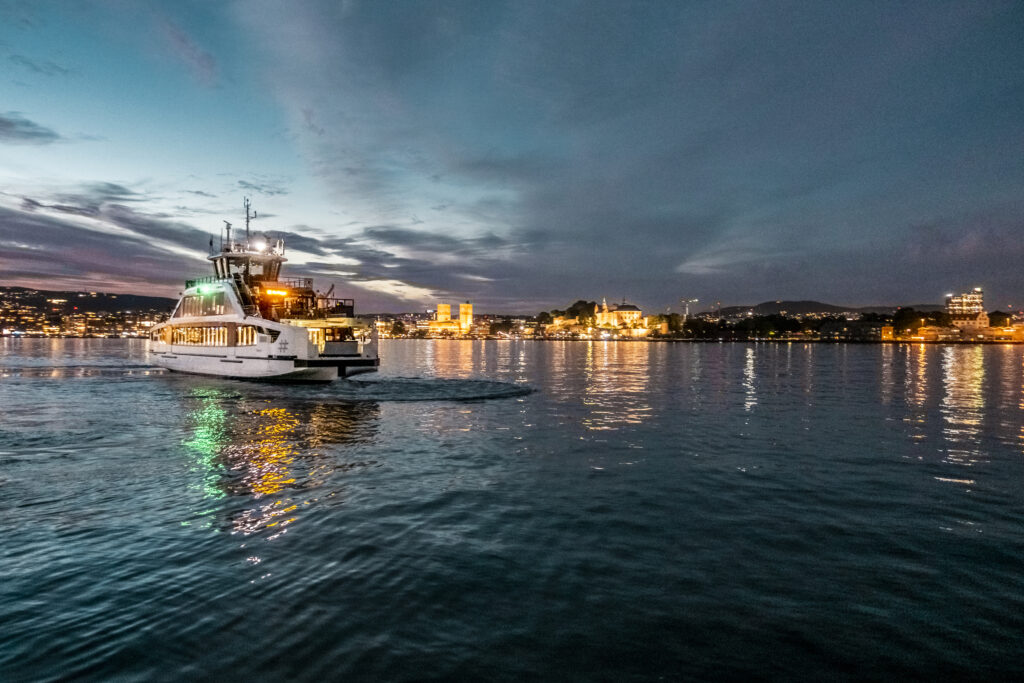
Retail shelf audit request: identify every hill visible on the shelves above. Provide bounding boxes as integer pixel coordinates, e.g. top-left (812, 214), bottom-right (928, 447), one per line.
top-left (712, 300), bottom-right (945, 317)
top-left (0, 286), bottom-right (176, 313)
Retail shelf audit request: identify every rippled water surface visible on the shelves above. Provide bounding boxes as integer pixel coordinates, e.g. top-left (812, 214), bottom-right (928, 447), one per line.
top-left (3, 338), bottom-right (1024, 680)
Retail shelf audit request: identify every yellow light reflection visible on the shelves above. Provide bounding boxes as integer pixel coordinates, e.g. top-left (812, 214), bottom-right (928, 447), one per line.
top-left (580, 341), bottom-right (652, 431)
top-left (1019, 354), bottom-right (1024, 456)
top-left (181, 391), bottom-right (379, 537)
top-left (940, 345), bottom-right (985, 468)
top-left (880, 343), bottom-right (893, 405)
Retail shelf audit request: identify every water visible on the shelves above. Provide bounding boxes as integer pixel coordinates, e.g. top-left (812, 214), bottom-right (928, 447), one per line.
top-left (3, 338), bottom-right (1024, 680)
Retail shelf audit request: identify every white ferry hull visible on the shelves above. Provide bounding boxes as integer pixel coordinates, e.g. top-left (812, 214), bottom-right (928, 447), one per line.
top-left (151, 347), bottom-right (377, 381)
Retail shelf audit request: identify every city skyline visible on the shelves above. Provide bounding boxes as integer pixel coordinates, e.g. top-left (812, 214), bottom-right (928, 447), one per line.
top-left (1, 2), bottom-right (1023, 313)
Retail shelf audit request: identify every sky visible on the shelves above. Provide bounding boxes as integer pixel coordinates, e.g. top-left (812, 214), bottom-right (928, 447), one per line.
top-left (1, 0), bottom-right (1022, 313)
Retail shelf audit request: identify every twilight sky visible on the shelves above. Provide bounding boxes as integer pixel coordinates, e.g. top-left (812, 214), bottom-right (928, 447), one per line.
top-left (1, 1), bottom-right (1022, 313)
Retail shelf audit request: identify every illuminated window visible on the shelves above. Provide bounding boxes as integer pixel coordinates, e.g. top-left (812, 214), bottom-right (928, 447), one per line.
top-left (237, 325), bottom-right (257, 346)
top-left (169, 325), bottom-right (228, 346)
top-left (173, 292), bottom-right (227, 317)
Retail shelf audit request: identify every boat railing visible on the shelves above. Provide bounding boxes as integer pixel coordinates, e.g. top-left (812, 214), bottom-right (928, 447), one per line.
top-left (185, 275), bottom-right (227, 288)
top-left (279, 277), bottom-right (314, 290)
top-left (288, 298), bottom-right (355, 319)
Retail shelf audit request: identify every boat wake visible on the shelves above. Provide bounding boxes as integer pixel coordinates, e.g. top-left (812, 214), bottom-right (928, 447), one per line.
top-left (1, 365), bottom-right (532, 402)
top-left (241, 376), bottom-right (532, 402)
top-left (335, 377), bottom-right (532, 402)
top-left (0, 365), bottom-right (165, 378)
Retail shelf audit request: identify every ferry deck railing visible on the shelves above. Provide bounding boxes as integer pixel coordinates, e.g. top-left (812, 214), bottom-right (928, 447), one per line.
top-left (279, 277), bottom-right (314, 290)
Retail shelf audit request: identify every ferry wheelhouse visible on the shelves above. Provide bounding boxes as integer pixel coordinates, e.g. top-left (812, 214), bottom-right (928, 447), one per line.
top-left (149, 201), bottom-right (379, 381)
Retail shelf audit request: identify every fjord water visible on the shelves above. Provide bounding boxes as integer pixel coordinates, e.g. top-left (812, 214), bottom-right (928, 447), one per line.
top-left (3, 339), bottom-right (1024, 680)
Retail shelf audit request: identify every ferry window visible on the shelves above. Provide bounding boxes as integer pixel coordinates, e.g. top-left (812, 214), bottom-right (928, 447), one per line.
top-left (255, 327), bottom-right (280, 342)
top-left (325, 327), bottom-right (354, 342)
top-left (173, 296), bottom-right (192, 318)
top-left (200, 291), bottom-right (226, 316)
top-left (237, 325), bottom-right (256, 346)
top-left (174, 292), bottom-right (228, 317)
top-left (170, 325), bottom-right (228, 346)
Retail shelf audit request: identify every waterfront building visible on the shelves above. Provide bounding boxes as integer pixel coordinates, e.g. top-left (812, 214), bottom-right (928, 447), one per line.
top-left (946, 287), bottom-right (984, 315)
top-left (595, 299), bottom-right (644, 329)
top-left (946, 287), bottom-right (988, 335)
top-left (459, 303), bottom-right (473, 332)
top-left (427, 301), bottom-right (474, 336)
top-left (543, 298), bottom-right (651, 338)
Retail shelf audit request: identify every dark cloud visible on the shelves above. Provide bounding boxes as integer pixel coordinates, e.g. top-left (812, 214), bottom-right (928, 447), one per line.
top-left (0, 112), bottom-right (61, 145)
top-left (361, 226), bottom-right (507, 254)
top-left (6, 2), bottom-right (1024, 311)
top-left (11, 182), bottom-right (219, 261)
top-left (238, 180), bottom-right (288, 196)
top-left (159, 17), bottom-right (218, 86)
top-left (43, 182), bottom-right (145, 217)
top-left (0, 205), bottom-right (204, 295)
top-left (9, 54), bottom-right (72, 77)
top-left (235, 0), bottom-right (1024, 309)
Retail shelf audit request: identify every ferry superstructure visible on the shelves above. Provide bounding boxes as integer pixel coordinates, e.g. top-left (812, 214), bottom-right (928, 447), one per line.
top-left (149, 200), bottom-right (379, 381)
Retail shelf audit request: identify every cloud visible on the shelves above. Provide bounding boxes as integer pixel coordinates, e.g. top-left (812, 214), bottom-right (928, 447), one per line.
top-left (0, 204), bottom-right (207, 295)
top-left (159, 18), bottom-right (218, 86)
top-left (9, 54), bottom-right (72, 77)
top-left (0, 112), bottom-right (61, 145)
top-left (238, 180), bottom-right (289, 196)
top-left (225, 1), bottom-right (1024, 309)
top-left (8, 3), bottom-right (1023, 311)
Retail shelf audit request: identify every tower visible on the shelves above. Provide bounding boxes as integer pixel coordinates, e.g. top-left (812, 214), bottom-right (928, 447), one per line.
top-left (459, 302), bottom-right (473, 332)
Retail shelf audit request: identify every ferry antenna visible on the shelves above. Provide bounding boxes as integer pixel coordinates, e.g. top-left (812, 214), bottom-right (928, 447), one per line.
top-left (243, 197), bottom-right (251, 248)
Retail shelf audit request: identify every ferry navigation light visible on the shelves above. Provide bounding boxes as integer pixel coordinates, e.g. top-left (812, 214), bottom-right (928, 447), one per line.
top-left (253, 238), bottom-right (267, 252)
top-left (265, 289), bottom-right (289, 297)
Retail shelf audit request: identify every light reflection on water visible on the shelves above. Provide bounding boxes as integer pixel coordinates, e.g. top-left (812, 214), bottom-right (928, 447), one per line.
top-left (743, 346), bottom-right (757, 412)
top-left (181, 387), bottom-right (379, 537)
top-left (940, 345), bottom-right (985, 468)
top-left (582, 341), bottom-right (652, 430)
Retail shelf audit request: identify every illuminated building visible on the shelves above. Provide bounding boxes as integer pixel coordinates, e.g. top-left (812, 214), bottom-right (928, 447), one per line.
top-left (595, 299), bottom-right (644, 329)
top-left (427, 301), bottom-right (474, 336)
top-left (946, 287), bottom-right (988, 334)
top-left (544, 298), bottom-right (651, 338)
top-left (946, 287), bottom-right (984, 315)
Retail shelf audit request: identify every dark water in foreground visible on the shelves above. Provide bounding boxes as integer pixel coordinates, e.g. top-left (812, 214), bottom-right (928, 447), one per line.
top-left (3, 338), bottom-right (1024, 680)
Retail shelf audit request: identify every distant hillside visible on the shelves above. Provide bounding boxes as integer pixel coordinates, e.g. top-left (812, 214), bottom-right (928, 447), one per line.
top-left (712, 300), bottom-right (945, 317)
top-left (0, 286), bottom-right (176, 313)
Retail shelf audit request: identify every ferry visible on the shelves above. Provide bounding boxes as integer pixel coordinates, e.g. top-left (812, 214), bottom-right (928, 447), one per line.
top-left (149, 200), bottom-right (379, 381)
